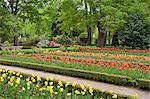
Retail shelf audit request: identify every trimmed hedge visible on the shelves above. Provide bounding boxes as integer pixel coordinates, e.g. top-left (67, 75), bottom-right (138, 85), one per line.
top-left (136, 79), bottom-right (150, 89)
top-left (0, 59), bottom-right (149, 90)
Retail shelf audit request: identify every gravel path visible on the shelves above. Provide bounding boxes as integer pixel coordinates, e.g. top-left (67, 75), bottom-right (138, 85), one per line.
top-left (0, 64), bottom-right (149, 99)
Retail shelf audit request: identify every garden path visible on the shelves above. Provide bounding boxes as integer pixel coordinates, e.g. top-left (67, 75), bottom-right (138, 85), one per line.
top-left (0, 64), bottom-right (149, 99)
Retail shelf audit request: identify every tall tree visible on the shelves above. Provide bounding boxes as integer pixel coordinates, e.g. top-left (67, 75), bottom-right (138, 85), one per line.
top-left (1, 0), bottom-right (49, 45)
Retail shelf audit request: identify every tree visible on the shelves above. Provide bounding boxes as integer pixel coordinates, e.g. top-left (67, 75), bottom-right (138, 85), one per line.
top-left (1, 0), bottom-right (49, 45)
top-left (118, 13), bottom-right (150, 49)
top-left (0, 1), bottom-right (15, 43)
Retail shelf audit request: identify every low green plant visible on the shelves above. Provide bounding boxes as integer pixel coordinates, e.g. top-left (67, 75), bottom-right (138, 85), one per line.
top-left (53, 35), bottom-right (72, 45)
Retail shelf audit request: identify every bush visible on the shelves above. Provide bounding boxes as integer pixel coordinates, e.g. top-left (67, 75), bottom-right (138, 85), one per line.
top-left (118, 13), bottom-right (150, 49)
top-left (19, 35), bottom-right (40, 46)
top-left (36, 40), bottom-right (49, 48)
top-left (4, 40), bottom-right (11, 46)
top-left (79, 33), bottom-right (88, 45)
top-left (53, 35), bottom-right (72, 45)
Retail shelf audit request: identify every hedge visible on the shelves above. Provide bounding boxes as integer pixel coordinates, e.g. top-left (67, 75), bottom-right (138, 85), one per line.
top-left (0, 59), bottom-right (149, 90)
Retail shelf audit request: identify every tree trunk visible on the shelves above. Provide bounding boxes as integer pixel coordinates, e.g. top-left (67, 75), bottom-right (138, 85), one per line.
top-left (13, 15), bottom-right (19, 46)
top-left (111, 34), bottom-right (119, 47)
top-left (87, 26), bottom-right (92, 45)
top-left (84, 1), bottom-right (92, 45)
top-left (97, 22), bottom-right (105, 47)
top-left (108, 32), bottom-right (111, 45)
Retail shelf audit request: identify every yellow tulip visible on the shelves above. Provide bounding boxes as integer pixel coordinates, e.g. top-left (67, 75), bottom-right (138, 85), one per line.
top-left (9, 78), bottom-right (14, 82)
top-left (2, 70), bottom-right (6, 73)
top-left (50, 77), bottom-right (53, 81)
top-left (2, 74), bottom-right (7, 78)
top-left (58, 81), bottom-right (63, 86)
top-left (27, 82), bottom-right (31, 86)
top-left (27, 87), bottom-right (30, 90)
top-left (67, 93), bottom-right (71, 97)
top-left (16, 73), bottom-right (20, 76)
top-left (8, 70), bottom-right (14, 74)
top-left (89, 87), bottom-right (93, 94)
top-left (80, 84), bottom-right (85, 90)
top-left (0, 77), bottom-right (4, 82)
top-left (20, 75), bottom-right (23, 78)
top-left (8, 81), bottom-right (11, 85)
top-left (60, 88), bottom-right (64, 93)
top-left (108, 90), bottom-right (113, 94)
top-left (49, 82), bottom-right (53, 86)
top-left (87, 84), bottom-right (90, 87)
top-left (72, 82), bottom-right (76, 87)
top-left (54, 92), bottom-right (58, 95)
top-left (0, 69), bottom-right (2, 72)
top-left (65, 81), bottom-right (70, 87)
top-left (81, 91), bottom-right (86, 95)
top-left (39, 88), bottom-right (43, 91)
top-left (46, 77), bottom-right (49, 81)
top-left (15, 78), bottom-right (20, 85)
top-left (57, 85), bottom-right (60, 89)
top-left (37, 76), bottom-right (41, 81)
top-left (32, 79), bottom-right (36, 83)
top-left (10, 82), bottom-right (14, 86)
top-left (100, 89), bottom-right (105, 93)
top-left (112, 94), bottom-right (117, 99)
top-left (26, 78), bottom-right (30, 82)
top-left (75, 90), bottom-right (80, 95)
top-left (134, 93), bottom-right (138, 98)
top-left (44, 81), bottom-right (48, 86)
top-left (13, 72), bottom-right (16, 75)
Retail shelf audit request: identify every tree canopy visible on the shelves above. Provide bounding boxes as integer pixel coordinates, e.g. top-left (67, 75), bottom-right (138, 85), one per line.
top-left (0, 0), bottom-right (150, 49)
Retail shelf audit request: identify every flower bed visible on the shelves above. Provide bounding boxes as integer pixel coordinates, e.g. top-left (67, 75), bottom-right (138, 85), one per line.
top-left (0, 69), bottom-right (136, 99)
top-left (79, 48), bottom-right (150, 53)
top-left (28, 54), bottom-right (150, 73)
top-left (43, 51), bottom-right (150, 62)
top-left (0, 48), bottom-right (150, 90)
top-left (0, 59), bottom-right (150, 89)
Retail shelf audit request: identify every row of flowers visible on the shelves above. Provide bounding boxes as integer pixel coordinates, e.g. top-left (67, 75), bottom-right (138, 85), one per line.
top-left (18, 54), bottom-right (149, 73)
top-left (0, 69), bottom-right (128, 99)
top-left (79, 48), bottom-right (150, 53)
top-left (33, 55), bottom-right (150, 73)
top-left (43, 51), bottom-right (150, 62)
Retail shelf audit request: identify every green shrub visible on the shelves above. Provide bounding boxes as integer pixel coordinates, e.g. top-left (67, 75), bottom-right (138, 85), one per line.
top-left (136, 79), bottom-right (150, 89)
top-left (4, 40), bottom-right (11, 46)
top-left (53, 35), bottom-right (72, 45)
top-left (79, 33), bottom-right (88, 45)
top-left (118, 13), bottom-right (150, 49)
top-left (20, 35), bottom-right (40, 46)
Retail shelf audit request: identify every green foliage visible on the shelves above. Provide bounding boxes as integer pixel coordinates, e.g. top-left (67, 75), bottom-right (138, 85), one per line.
top-left (0, 1), bottom-right (15, 42)
top-left (0, 0), bottom-right (150, 48)
top-left (118, 13), bottom-right (150, 49)
top-left (3, 41), bottom-right (11, 46)
top-left (53, 35), bottom-right (72, 45)
top-left (79, 33), bottom-right (88, 45)
top-left (19, 35), bottom-right (40, 46)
